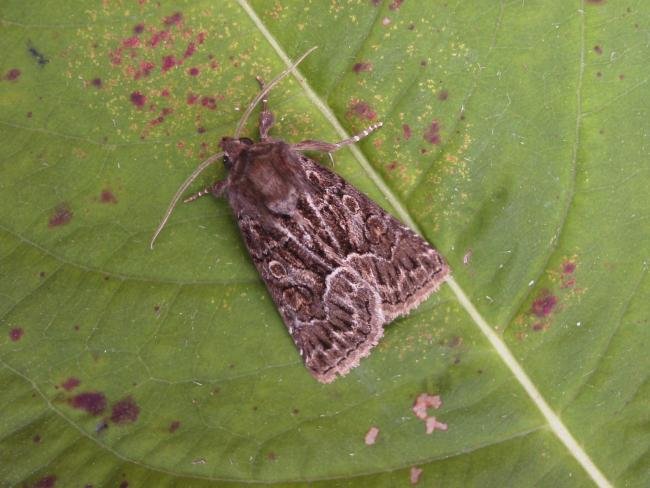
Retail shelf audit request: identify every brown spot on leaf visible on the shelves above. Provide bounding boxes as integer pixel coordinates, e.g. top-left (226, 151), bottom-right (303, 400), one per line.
top-left (5, 68), bottom-right (21, 81)
top-left (133, 23), bottom-right (145, 34)
top-left (437, 89), bottom-right (449, 101)
top-left (423, 120), bottom-right (441, 144)
top-left (201, 96), bottom-right (216, 109)
top-left (61, 377), bottom-right (80, 391)
top-left (188, 67), bottom-right (199, 76)
top-left (34, 475), bottom-right (57, 488)
top-left (162, 55), bottom-right (178, 72)
top-left (169, 420), bottom-right (181, 433)
top-left (563, 261), bottom-right (576, 274)
top-left (100, 189), bottom-right (118, 204)
top-left (184, 41), bottom-right (197, 59)
top-left (9, 327), bottom-right (24, 341)
top-left (48, 204), bottom-right (73, 227)
top-left (122, 36), bottom-right (140, 48)
top-left (594, 45), bottom-right (603, 55)
top-left (402, 124), bottom-right (411, 140)
top-left (353, 62), bottom-right (373, 73)
top-left (69, 392), bottom-right (107, 416)
top-left (348, 99), bottom-right (377, 120)
top-left (110, 396), bottom-right (140, 424)
top-left (130, 91), bottom-right (146, 107)
top-left (530, 291), bottom-right (558, 317)
top-left (163, 12), bottom-right (183, 26)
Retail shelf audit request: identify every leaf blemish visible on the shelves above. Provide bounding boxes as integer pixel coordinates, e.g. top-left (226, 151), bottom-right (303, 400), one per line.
top-left (48, 203), bottom-right (73, 227)
top-left (347, 99), bottom-right (377, 121)
top-left (69, 392), bottom-right (107, 416)
top-left (130, 91), bottom-right (146, 107)
top-left (4, 68), bottom-right (21, 81)
top-left (530, 290), bottom-right (558, 318)
top-left (423, 120), bottom-right (442, 144)
top-left (353, 62), bottom-right (373, 73)
top-left (9, 327), bottom-right (24, 341)
top-left (169, 420), bottom-right (181, 433)
top-left (61, 377), bottom-right (81, 391)
top-left (110, 396), bottom-right (140, 424)
top-left (100, 189), bottom-right (118, 204)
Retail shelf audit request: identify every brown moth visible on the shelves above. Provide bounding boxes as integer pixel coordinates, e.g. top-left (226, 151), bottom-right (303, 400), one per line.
top-left (151, 48), bottom-right (449, 383)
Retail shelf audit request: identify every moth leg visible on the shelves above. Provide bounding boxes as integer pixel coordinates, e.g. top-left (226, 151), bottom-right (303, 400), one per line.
top-left (256, 76), bottom-right (275, 140)
top-left (183, 180), bottom-right (226, 203)
top-left (291, 122), bottom-right (383, 153)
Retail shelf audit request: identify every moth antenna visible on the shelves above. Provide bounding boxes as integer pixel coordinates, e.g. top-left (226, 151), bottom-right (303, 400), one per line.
top-left (150, 151), bottom-right (224, 249)
top-left (234, 46), bottom-right (318, 138)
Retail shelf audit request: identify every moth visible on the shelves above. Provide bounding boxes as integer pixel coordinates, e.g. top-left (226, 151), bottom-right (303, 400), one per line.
top-left (151, 48), bottom-right (449, 383)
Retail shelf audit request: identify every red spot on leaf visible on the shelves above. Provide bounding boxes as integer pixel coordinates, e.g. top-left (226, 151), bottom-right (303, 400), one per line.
top-left (70, 392), bottom-right (107, 416)
top-left (423, 120), bottom-right (441, 144)
top-left (162, 55), bottom-right (177, 72)
top-left (133, 23), bottom-right (145, 34)
top-left (586, 0), bottom-right (605, 4)
top-left (122, 36), bottom-right (140, 48)
top-left (48, 204), bottom-right (73, 227)
top-left (187, 93), bottom-right (199, 105)
top-left (5, 68), bottom-right (21, 81)
top-left (9, 327), bottom-right (24, 341)
top-left (184, 42), bottom-right (197, 59)
top-left (563, 261), bottom-right (576, 274)
top-left (201, 96), bottom-right (216, 109)
top-left (91, 78), bottom-right (102, 88)
top-left (34, 475), bottom-right (57, 488)
top-left (188, 67), bottom-right (199, 76)
top-left (402, 124), bottom-right (411, 140)
top-left (197, 126), bottom-right (206, 134)
top-left (531, 291), bottom-right (558, 317)
top-left (163, 11), bottom-right (183, 26)
top-left (169, 420), bottom-right (181, 433)
top-left (561, 278), bottom-right (576, 289)
top-left (130, 91), bottom-right (146, 107)
top-left (149, 30), bottom-right (170, 48)
top-left (389, 0), bottom-right (404, 10)
top-left (353, 62), bottom-right (373, 73)
top-left (594, 45), bottom-right (603, 55)
top-left (61, 377), bottom-right (81, 391)
top-left (100, 189), bottom-right (118, 204)
top-left (135, 61), bottom-right (155, 79)
top-left (110, 396), bottom-right (140, 424)
top-left (387, 161), bottom-right (398, 171)
top-left (109, 48), bottom-right (122, 66)
top-left (348, 100), bottom-right (377, 120)
top-left (410, 467), bottom-right (423, 485)
top-left (161, 88), bottom-right (170, 97)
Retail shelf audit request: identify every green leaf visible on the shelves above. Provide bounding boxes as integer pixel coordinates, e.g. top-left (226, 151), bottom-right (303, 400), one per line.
top-left (1, 1), bottom-right (647, 486)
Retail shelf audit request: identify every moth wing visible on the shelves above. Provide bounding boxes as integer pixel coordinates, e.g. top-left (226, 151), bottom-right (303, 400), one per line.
top-left (233, 151), bottom-right (448, 383)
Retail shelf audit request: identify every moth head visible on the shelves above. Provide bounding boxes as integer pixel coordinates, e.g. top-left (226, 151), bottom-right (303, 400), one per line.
top-left (219, 137), bottom-right (254, 169)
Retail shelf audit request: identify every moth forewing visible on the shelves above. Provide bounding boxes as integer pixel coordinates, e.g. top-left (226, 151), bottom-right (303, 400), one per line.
top-left (152, 48), bottom-right (449, 383)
